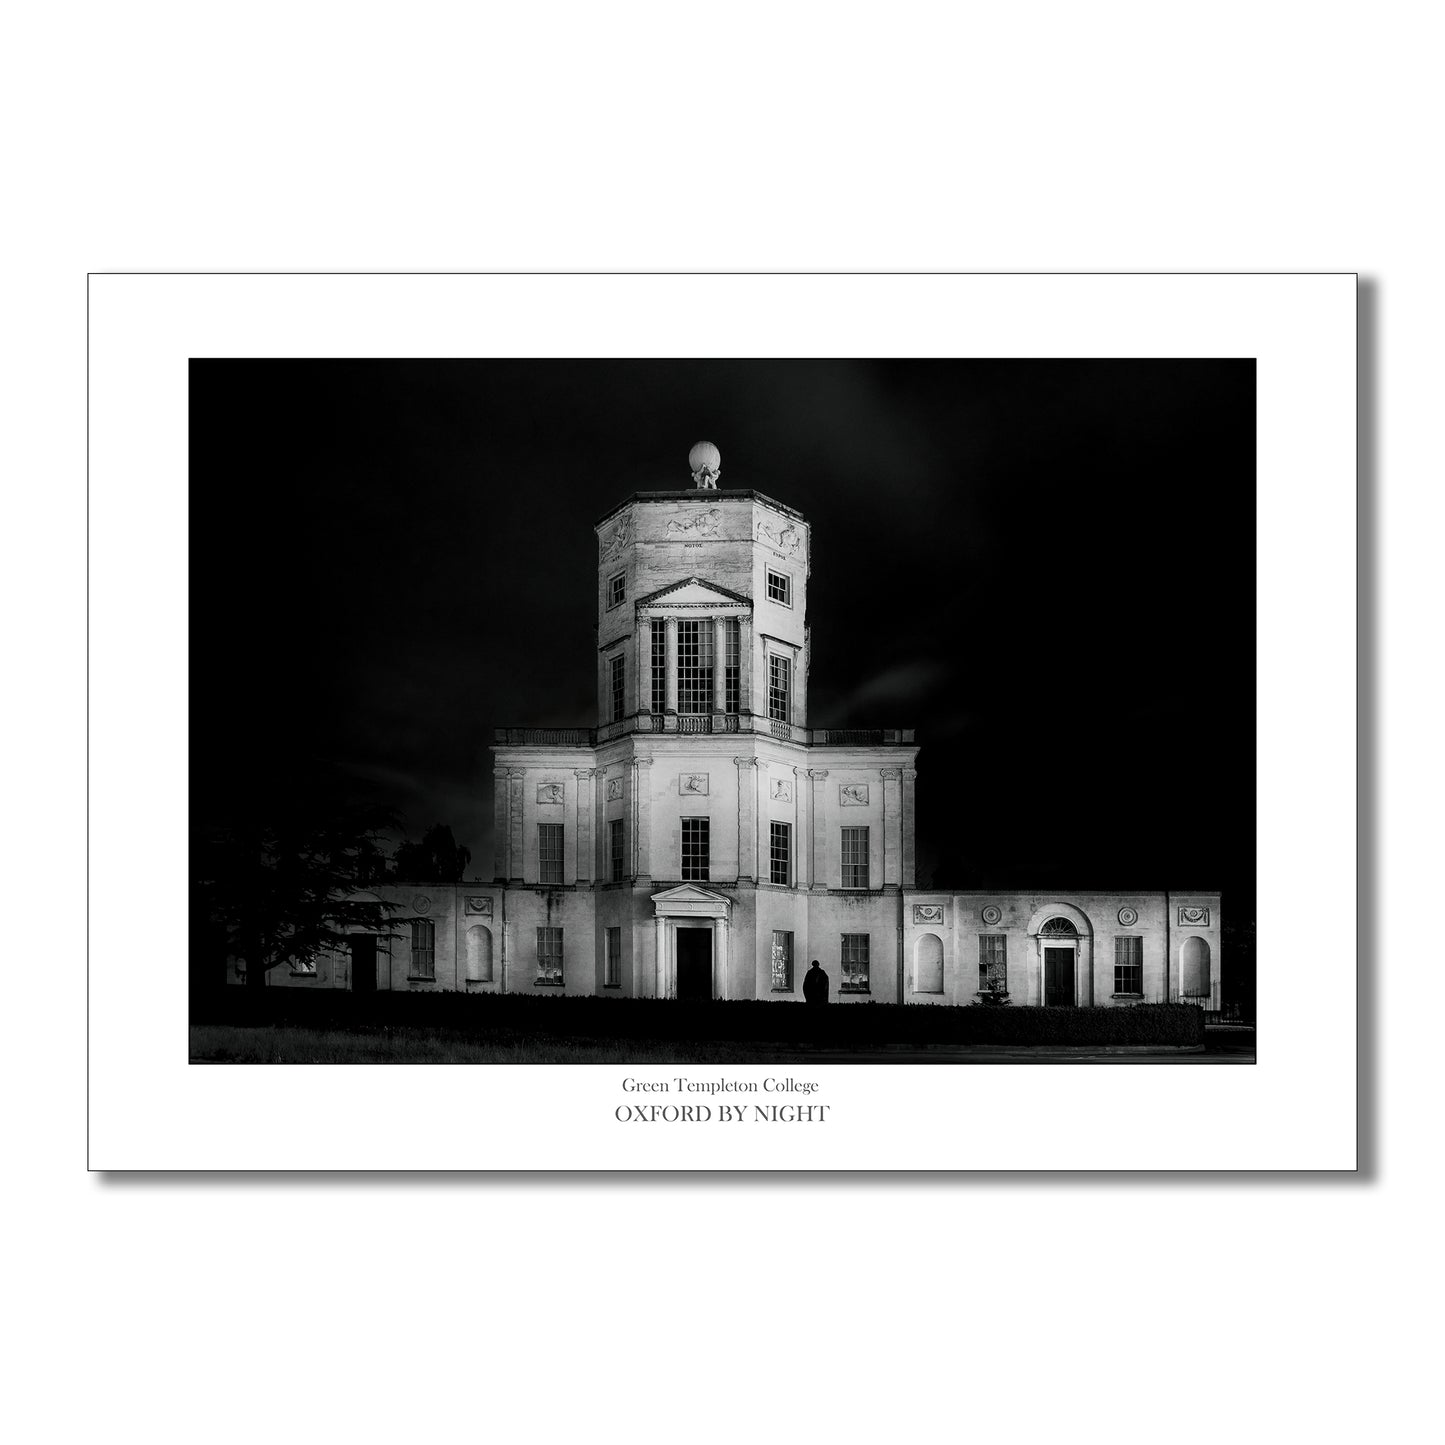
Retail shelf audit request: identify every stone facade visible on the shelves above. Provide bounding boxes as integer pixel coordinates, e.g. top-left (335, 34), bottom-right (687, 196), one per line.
top-left (258, 460), bottom-right (1222, 1009)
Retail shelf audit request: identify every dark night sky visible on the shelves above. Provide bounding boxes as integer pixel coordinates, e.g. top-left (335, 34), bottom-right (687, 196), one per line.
top-left (191, 359), bottom-right (1255, 917)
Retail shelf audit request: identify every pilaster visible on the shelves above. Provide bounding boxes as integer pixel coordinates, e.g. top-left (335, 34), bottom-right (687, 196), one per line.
top-left (507, 768), bottom-right (525, 884)
top-left (664, 617), bottom-right (679, 717)
top-left (738, 613), bottom-right (754, 714)
top-left (633, 755), bottom-right (653, 881)
top-left (636, 616), bottom-right (652, 716)
top-left (902, 768), bottom-right (918, 888)
top-left (712, 614), bottom-right (728, 716)
top-left (882, 767), bottom-right (903, 886)
top-left (574, 768), bottom-right (595, 885)
top-left (736, 756), bottom-right (758, 881)
top-left (808, 768), bottom-right (830, 890)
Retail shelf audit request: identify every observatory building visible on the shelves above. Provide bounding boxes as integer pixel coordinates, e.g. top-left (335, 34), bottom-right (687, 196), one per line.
top-left (274, 443), bottom-right (1221, 1008)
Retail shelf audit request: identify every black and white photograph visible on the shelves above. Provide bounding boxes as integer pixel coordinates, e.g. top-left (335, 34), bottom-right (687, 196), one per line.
top-left (188, 358), bottom-right (1255, 1067)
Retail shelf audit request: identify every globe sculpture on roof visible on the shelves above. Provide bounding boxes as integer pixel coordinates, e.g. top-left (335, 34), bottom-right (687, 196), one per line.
top-left (688, 440), bottom-right (721, 489)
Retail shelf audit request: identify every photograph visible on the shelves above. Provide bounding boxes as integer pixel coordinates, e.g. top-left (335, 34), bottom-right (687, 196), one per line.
top-left (189, 357), bottom-right (1255, 1066)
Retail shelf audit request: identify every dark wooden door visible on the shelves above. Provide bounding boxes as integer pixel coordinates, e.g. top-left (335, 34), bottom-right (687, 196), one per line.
top-left (675, 929), bottom-right (712, 1001)
top-left (352, 935), bottom-right (377, 993)
top-left (1044, 947), bottom-right (1074, 1006)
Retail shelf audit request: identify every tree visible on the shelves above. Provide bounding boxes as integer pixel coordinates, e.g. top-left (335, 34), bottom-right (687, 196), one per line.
top-left (393, 823), bottom-right (472, 882)
top-left (194, 782), bottom-right (402, 992)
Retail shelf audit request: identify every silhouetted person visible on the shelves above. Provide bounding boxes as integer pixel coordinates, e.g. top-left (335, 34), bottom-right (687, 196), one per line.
top-left (803, 960), bottom-right (829, 1005)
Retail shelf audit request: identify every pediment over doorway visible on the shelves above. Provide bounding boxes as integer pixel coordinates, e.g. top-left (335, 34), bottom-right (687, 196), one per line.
top-left (651, 884), bottom-right (732, 918)
top-left (635, 577), bottom-right (750, 610)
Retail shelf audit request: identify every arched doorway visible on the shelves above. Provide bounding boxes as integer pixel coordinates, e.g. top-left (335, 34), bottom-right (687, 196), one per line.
top-left (1040, 916), bottom-right (1078, 1006)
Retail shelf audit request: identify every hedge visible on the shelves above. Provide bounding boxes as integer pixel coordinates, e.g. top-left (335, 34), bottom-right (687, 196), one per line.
top-left (195, 990), bottom-right (1204, 1049)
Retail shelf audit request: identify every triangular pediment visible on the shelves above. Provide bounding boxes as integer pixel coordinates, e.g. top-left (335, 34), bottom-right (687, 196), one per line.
top-left (652, 883), bottom-right (730, 904)
top-left (651, 883), bottom-right (732, 917)
top-left (636, 576), bottom-right (750, 609)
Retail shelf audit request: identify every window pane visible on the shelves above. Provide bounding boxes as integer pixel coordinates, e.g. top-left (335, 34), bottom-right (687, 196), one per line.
top-left (768, 654), bottom-right (790, 722)
top-left (978, 934), bottom-right (1007, 992)
top-left (841, 933), bottom-right (869, 991)
top-left (605, 926), bottom-right (621, 987)
top-left (411, 918), bottom-right (435, 979)
top-left (841, 826), bottom-right (869, 888)
top-left (539, 823), bottom-right (564, 885)
top-left (651, 623), bottom-right (667, 713)
top-left (724, 618), bottom-right (740, 713)
top-left (771, 930), bottom-right (793, 991)
top-left (609, 653), bottom-right (625, 722)
top-left (767, 570), bottom-right (791, 605)
top-left (677, 620), bottom-right (714, 714)
top-left (1114, 935), bottom-right (1142, 994)
top-left (770, 821), bottom-right (790, 885)
top-left (537, 926), bottom-right (563, 986)
top-left (609, 818), bottom-right (625, 882)
top-left (681, 817), bottom-right (710, 881)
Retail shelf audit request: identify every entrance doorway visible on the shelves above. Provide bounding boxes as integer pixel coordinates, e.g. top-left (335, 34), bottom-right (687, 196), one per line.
top-left (675, 928), bottom-right (713, 1001)
top-left (351, 935), bottom-right (377, 993)
top-left (1044, 947), bottom-right (1074, 1006)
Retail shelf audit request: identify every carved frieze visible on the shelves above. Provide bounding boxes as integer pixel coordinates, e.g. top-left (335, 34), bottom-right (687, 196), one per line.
top-left (665, 508), bottom-right (721, 540)
top-left (757, 518), bottom-right (803, 558)
top-left (465, 896), bottom-right (494, 917)
top-left (838, 783), bottom-right (869, 806)
top-left (771, 777), bottom-right (793, 802)
top-left (913, 904), bottom-right (944, 925)
top-left (601, 515), bottom-right (630, 559)
top-left (536, 783), bottom-right (564, 805)
top-left (606, 777), bottom-right (623, 801)
top-left (1178, 905), bottom-right (1210, 927)
top-left (679, 772), bottom-right (709, 796)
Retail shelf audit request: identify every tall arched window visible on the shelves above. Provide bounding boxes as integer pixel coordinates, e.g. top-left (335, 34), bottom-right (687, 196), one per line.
top-left (466, 925), bottom-right (494, 984)
top-left (1181, 936), bottom-right (1211, 999)
top-left (914, 933), bottom-right (944, 994)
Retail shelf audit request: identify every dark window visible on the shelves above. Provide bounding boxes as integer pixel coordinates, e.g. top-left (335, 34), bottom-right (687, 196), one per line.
top-left (768, 654), bottom-right (791, 723)
top-left (681, 817), bottom-right (710, 882)
top-left (978, 935), bottom-right (1007, 993)
top-left (650, 622), bottom-right (667, 714)
top-left (769, 821), bottom-right (791, 885)
top-left (605, 926), bottom-right (622, 987)
top-left (536, 926), bottom-right (563, 986)
top-left (724, 617), bottom-right (740, 713)
top-left (538, 823), bottom-right (564, 885)
top-left (609, 653), bottom-right (625, 722)
top-left (1114, 936), bottom-right (1143, 995)
top-left (767, 570), bottom-right (791, 605)
top-left (677, 619), bottom-right (714, 714)
top-left (841, 934), bottom-right (870, 992)
top-left (410, 919), bottom-right (435, 980)
top-left (771, 930), bottom-right (794, 991)
top-left (609, 818), bottom-right (625, 882)
top-left (841, 826), bottom-right (869, 889)
top-left (608, 572), bottom-right (626, 608)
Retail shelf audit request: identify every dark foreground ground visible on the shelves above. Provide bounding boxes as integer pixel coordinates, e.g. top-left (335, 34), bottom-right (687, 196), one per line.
top-left (190, 991), bottom-right (1249, 1064)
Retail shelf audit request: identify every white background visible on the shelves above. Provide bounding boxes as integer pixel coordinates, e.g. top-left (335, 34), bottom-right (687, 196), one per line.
top-left (6, 3), bottom-right (1438, 1444)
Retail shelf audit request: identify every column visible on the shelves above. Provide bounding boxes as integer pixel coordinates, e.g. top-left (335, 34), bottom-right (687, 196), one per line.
top-left (715, 916), bottom-right (729, 1001)
top-left (882, 768), bottom-right (903, 886)
top-left (664, 616), bottom-right (679, 719)
top-left (574, 768), bottom-right (595, 885)
top-left (508, 768), bottom-right (525, 884)
top-left (712, 614), bottom-right (728, 717)
top-left (808, 769), bottom-right (829, 890)
top-left (738, 613), bottom-right (754, 717)
top-left (735, 757), bottom-right (757, 880)
top-left (634, 755), bottom-right (653, 881)
top-left (653, 916), bottom-right (665, 1000)
top-left (636, 616), bottom-right (652, 717)
top-left (902, 768), bottom-right (918, 888)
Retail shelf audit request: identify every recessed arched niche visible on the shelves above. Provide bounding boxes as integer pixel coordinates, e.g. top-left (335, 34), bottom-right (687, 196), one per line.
top-left (466, 925), bottom-right (494, 984)
top-left (914, 933), bottom-right (944, 994)
top-left (1180, 935), bottom-right (1211, 999)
